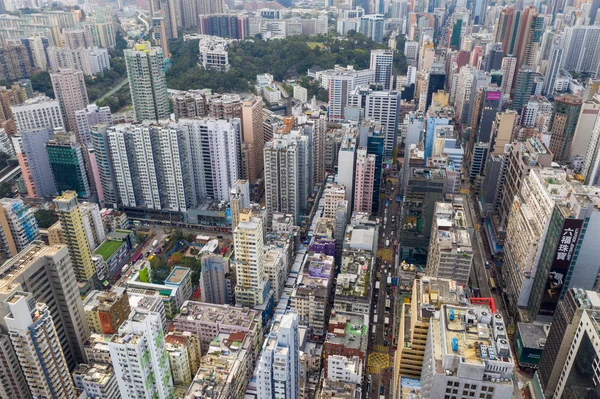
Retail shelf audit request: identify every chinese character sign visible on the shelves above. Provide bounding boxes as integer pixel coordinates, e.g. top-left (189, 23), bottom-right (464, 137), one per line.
top-left (539, 218), bottom-right (583, 318)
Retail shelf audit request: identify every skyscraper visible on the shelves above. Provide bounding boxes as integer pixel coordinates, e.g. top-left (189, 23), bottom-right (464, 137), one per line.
top-left (370, 49), bottom-right (394, 90)
top-left (234, 209), bottom-right (268, 308)
top-left (548, 95), bottom-right (583, 163)
top-left (90, 124), bottom-right (119, 207)
top-left (10, 96), bottom-right (64, 132)
top-left (53, 191), bottom-right (97, 288)
top-left (500, 56), bottom-right (517, 96)
top-left (4, 292), bottom-right (76, 399)
top-left (108, 310), bottom-right (174, 399)
top-left (426, 62), bottom-right (446, 111)
top-left (12, 128), bottom-right (56, 198)
top-left (560, 26), bottom-right (600, 74)
top-left (327, 69), bottom-right (375, 122)
top-left (124, 42), bottom-right (169, 122)
top-left (74, 104), bottom-right (112, 145)
top-left (353, 147), bottom-right (375, 213)
top-left (359, 14), bottom-right (384, 42)
top-left (264, 133), bottom-right (303, 224)
top-left (0, 198), bottom-right (39, 258)
top-left (542, 41), bottom-right (563, 96)
top-left (241, 96), bottom-right (264, 184)
top-left (50, 68), bottom-right (89, 141)
top-left (511, 66), bottom-right (536, 112)
top-left (46, 131), bottom-right (92, 199)
top-left (256, 312), bottom-right (300, 398)
top-left (0, 243), bottom-right (90, 369)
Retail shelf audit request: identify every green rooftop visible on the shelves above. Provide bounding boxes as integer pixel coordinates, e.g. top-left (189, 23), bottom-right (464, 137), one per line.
top-left (94, 239), bottom-right (124, 261)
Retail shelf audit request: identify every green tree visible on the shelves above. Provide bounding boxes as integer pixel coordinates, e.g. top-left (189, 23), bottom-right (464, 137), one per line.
top-left (34, 209), bottom-right (58, 228)
top-left (0, 182), bottom-right (12, 198)
top-left (31, 72), bottom-right (54, 98)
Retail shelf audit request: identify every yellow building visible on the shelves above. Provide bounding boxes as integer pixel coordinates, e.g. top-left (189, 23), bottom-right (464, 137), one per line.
top-left (53, 191), bottom-right (96, 287)
top-left (392, 277), bottom-right (464, 397)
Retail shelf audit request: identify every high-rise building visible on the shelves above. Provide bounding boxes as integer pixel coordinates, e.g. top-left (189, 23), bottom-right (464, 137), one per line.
top-left (53, 191), bottom-right (97, 287)
top-left (107, 119), bottom-right (241, 211)
top-left (359, 14), bottom-right (384, 42)
top-left (323, 183), bottom-right (346, 218)
top-left (511, 66), bottom-right (536, 112)
top-left (264, 133), bottom-right (304, 224)
top-left (542, 41), bottom-right (563, 96)
top-left (425, 200), bottom-right (473, 285)
top-left (327, 69), bottom-right (375, 122)
top-left (498, 136), bottom-right (553, 228)
top-left (560, 26), bottom-right (600, 75)
top-left (0, 198), bottom-right (39, 258)
top-left (12, 128), bottom-right (56, 198)
top-left (370, 49), bottom-right (394, 90)
top-left (90, 124), bottom-right (118, 207)
top-left (570, 100), bottom-right (600, 161)
top-left (537, 288), bottom-right (600, 397)
top-left (548, 94), bottom-right (583, 163)
top-left (353, 147), bottom-right (375, 213)
top-left (241, 96), bottom-right (264, 184)
top-left (0, 243), bottom-right (90, 369)
top-left (391, 278), bottom-right (464, 397)
top-left (348, 86), bottom-right (401, 157)
top-left (50, 68), bottom-right (89, 139)
top-left (400, 167), bottom-right (447, 265)
top-left (366, 124), bottom-right (385, 213)
top-left (420, 301), bottom-right (514, 398)
top-left (200, 253), bottom-right (230, 305)
top-left (72, 362), bottom-right (120, 399)
top-left (256, 312), bottom-right (300, 399)
top-left (63, 28), bottom-right (94, 49)
top-left (426, 62), bottom-right (446, 111)
top-left (234, 209), bottom-right (268, 308)
top-left (185, 330), bottom-right (252, 398)
top-left (499, 56), bottom-right (516, 96)
top-left (46, 131), bottom-right (92, 199)
top-left (124, 42), bottom-right (169, 122)
top-left (337, 129), bottom-right (358, 212)
top-left (74, 104), bottom-right (112, 145)
top-left (108, 310), bottom-right (174, 399)
top-left (83, 287), bottom-right (131, 334)
top-left (4, 292), bottom-right (76, 399)
top-left (0, 44), bottom-right (32, 82)
top-left (11, 96), bottom-right (64, 132)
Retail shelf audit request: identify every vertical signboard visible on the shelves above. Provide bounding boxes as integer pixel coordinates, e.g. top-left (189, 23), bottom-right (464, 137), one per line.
top-left (538, 218), bottom-right (583, 317)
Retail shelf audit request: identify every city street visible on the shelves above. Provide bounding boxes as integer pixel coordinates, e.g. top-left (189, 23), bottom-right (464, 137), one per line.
top-left (367, 173), bottom-right (402, 399)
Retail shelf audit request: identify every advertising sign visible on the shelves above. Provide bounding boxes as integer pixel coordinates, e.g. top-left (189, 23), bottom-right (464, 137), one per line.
top-left (538, 218), bottom-right (583, 317)
top-left (486, 90), bottom-right (502, 101)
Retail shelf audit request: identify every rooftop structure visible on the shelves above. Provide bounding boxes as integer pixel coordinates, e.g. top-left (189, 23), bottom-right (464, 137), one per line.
top-left (420, 300), bottom-right (514, 399)
top-left (184, 331), bottom-right (252, 399)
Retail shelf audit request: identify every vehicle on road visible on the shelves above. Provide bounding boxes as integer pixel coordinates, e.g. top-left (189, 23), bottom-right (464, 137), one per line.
top-left (489, 277), bottom-right (497, 292)
top-left (374, 315), bottom-right (378, 324)
top-left (384, 317), bottom-right (389, 326)
top-left (485, 261), bottom-right (490, 269)
top-left (380, 386), bottom-right (385, 395)
top-left (152, 240), bottom-right (158, 247)
top-left (386, 239), bottom-right (390, 248)
top-left (375, 281), bottom-right (380, 290)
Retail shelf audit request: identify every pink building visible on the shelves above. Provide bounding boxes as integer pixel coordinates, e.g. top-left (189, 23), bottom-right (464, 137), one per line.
top-left (353, 147), bottom-right (375, 214)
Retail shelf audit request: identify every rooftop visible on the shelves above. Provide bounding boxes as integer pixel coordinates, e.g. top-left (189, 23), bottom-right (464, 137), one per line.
top-left (93, 239), bottom-right (125, 261)
top-left (434, 201), bottom-right (472, 251)
top-left (165, 266), bottom-right (190, 286)
top-left (0, 243), bottom-right (65, 294)
top-left (174, 301), bottom-right (260, 330)
top-left (325, 312), bottom-right (368, 351)
top-left (517, 322), bottom-right (549, 349)
top-left (431, 301), bottom-right (514, 382)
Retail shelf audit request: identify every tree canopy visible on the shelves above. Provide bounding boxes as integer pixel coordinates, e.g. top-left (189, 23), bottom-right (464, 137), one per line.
top-left (166, 33), bottom-right (408, 93)
top-left (34, 209), bottom-right (58, 228)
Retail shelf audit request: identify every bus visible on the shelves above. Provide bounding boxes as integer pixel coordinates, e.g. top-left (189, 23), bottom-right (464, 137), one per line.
top-left (489, 277), bottom-right (497, 293)
top-left (132, 252), bottom-right (142, 263)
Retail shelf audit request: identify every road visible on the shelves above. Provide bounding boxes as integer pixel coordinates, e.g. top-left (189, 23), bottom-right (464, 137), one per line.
top-left (93, 77), bottom-right (129, 105)
top-left (367, 174), bottom-right (403, 399)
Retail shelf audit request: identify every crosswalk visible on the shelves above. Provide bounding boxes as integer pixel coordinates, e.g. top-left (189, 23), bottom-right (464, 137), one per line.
top-left (373, 344), bottom-right (387, 352)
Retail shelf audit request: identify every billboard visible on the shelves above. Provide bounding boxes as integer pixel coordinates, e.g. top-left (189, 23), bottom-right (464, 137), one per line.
top-left (486, 90), bottom-right (502, 101)
top-left (538, 218), bottom-right (583, 317)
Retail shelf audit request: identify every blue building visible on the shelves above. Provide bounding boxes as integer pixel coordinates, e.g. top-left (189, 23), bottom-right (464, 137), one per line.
top-left (367, 125), bottom-right (385, 213)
